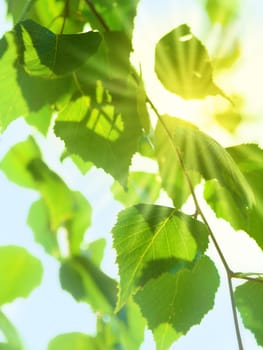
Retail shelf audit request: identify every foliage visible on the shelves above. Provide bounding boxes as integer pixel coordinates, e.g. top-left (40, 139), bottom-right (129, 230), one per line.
top-left (0, 0), bottom-right (262, 349)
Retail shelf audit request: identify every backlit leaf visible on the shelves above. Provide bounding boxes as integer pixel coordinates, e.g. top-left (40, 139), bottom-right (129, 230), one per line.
top-left (111, 172), bottom-right (161, 207)
top-left (204, 144), bottom-right (263, 249)
top-left (0, 246), bottom-right (43, 305)
top-left (155, 117), bottom-right (201, 208)
top-left (157, 115), bottom-right (253, 208)
top-left (134, 256), bottom-right (219, 338)
top-left (155, 24), bottom-right (222, 99)
top-left (205, 0), bottom-right (239, 25)
top-left (235, 281), bottom-right (263, 346)
top-left (112, 204), bottom-right (209, 310)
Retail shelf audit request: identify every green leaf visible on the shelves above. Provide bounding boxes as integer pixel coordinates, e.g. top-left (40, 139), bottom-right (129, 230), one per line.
top-left (204, 144), bottom-right (263, 250)
top-left (157, 115), bottom-right (253, 208)
top-left (134, 256), bottom-right (219, 336)
top-left (234, 281), bottom-right (263, 346)
top-left (25, 105), bottom-right (53, 135)
top-left (55, 85), bottom-right (142, 185)
top-left (15, 20), bottom-right (102, 78)
top-left (112, 204), bottom-right (209, 310)
top-left (155, 24), bottom-right (223, 99)
top-left (154, 323), bottom-right (180, 350)
top-left (0, 32), bottom-right (28, 131)
top-left (84, 239), bottom-right (106, 267)
top-left (0, 136), bottom-right (41, 188)
top-left (60, 254), bottom-right (117, 313)
top-left (83, 0), bottom-right (139, 37)
top-left (155, 117), bottom-right (201, 207)
top-left (0, 246), bottom-right (43, 305)
top-left (48, 332), bottom-right (98, 350)
top-left (27, 199), bottom-right (60, 256)
top-left (0, 30), bottom-right (73, 131)
top-left (0, 311), bottom-right (23, 350)
top-left (111, 172), bottom-right (161, 207)
top-left (65, 191), bottom-right (92, 255)
top-left (5, 0), bottom-right (34, 23)
top-left (205, 0), bottom-right (239, 25)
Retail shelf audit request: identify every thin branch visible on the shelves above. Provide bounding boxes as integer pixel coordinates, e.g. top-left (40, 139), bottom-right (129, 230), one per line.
top-left (60, 0), bottom-right (70, 34)
top-left (227, 275), bottom-right (244, 350)
top-left (232, 273), bottom-right (263, 284)
top-left (84, 0), bottom-right (110, 31)
top-left (146, 95), bottom-right (244, 350)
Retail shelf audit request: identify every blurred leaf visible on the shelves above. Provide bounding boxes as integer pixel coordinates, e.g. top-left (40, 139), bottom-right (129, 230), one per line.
top-left (212, 40), bottom-right (241, 72)
top-left (65, 191), bottom-right (92, 255)
top-left (0, 246), bottom-right (43, 305)
top-left (48, 332), bottom-right (99, 350)
top-left (155, 24), bottom-right (223, 99)
top-left (205, 0), bottom-right (239, 25)
top-left (85, 239), bottom-right (106, 267)
top-left (235, 281), bottom-right (263, 346)
top-left (111, 171), bottom-right (161, 207)
top-left (15, 20), bottom-right (101, 78)
top-left (158, 115), bottom-right (253, 208)
top-left (205, 144), bottom-right (263, 250)
top-left (60, 254), bottom-right (117, 313)
top-left (112, 204), bottom-right (209, 310)
top-left (0, 136), bottom-right (41, 188)
top-left (155, 117), bottom-right (201, 208)
top-left (134, 256), bottom-right (219, 337)
top-left (27, 198), bottom-right (60, 256)
top-left (61, 152), bottom-right (93, 175)
top-left (0, 138), bottom-right (91, 232)
top-left (214, 109), bottom-right (242, 133)
top-left (0, 311), bottom-right (23, 350)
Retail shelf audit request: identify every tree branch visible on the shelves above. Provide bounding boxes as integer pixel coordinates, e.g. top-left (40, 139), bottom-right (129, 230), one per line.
top-left (84, 0), bottom-right (110, 31)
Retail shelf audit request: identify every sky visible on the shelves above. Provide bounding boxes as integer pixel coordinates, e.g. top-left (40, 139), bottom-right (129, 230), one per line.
top-left (0, 0), bottom-right (263, 349)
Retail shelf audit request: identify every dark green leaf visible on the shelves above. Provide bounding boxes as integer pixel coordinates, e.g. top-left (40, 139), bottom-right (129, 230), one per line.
top-left (0, 246), bottom-right (43, 305)
top-left (48, 332), bottom-right (99, 350)
top-left (235, 281), bottom-right (263, 346)
top-left (15, 20), bottom-right (101, 78)
top-left (155, 24), bottom-right (222, 99)
top-left (112, 204), bottom-right (209, 310)
top-left (157, 115), bottom-right (253, 208)
top-left (60, 254), bottom-right (117, 313)
top-left (111, 171), bottom-right (161, 207)
top-left (134, 256), bottom-right (219, 336)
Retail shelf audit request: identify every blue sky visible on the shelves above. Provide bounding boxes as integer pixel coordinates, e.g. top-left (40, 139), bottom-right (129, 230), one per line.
top-left (0, 1), bottom-right (263, 349)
